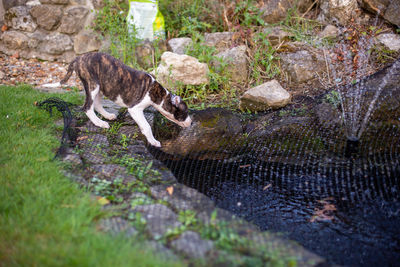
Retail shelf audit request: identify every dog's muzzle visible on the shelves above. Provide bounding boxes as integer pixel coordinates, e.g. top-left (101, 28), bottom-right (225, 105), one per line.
top-left (180, 116), bottom-right (192, 128)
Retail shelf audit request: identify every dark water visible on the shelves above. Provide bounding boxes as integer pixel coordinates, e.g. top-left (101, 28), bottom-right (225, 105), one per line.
top-left (152, 123), bottom-right (400, 266)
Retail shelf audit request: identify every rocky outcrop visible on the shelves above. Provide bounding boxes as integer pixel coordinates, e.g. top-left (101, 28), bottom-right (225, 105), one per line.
top-left (204, 32), bottom-right (234, 53)
top-left (318, 0), bottom-right (359, 25)
top-left (360, 0), bottom-right (400, 27)
top-left (280, 49), bottom-right (325, 84)
top-left (167, 37), bottom-right (192, 55)
top-left (0, 0), bottom-right (96, 62)
top-left (4, 6), bottom-right (37, 32)
top-left (213, 45), bottom-right (248, 83)
top-left (240, 80), bottom-right (291, 111)
top-left (259, 0), bottom-right (314, 24)
top-left (154, 108), bottom-right (244, 158)
top-left (376, 33), bottom-right (400, 52)
top-left (154, 52), bottom-right (209, 86)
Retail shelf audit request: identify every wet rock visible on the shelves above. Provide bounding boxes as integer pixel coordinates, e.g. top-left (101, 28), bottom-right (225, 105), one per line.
top-left (145, 241), bottom-right (179, 261)
top-left (167, 37), bottom-right (192, 55)
top-left (62, 152), bottom-right (82, 165)
top-left (280, 50), bottom-right (325, 83)
top-left (131, 204), bottom-right (181, 240)
top-left (360, 0), bottom-right (400, 27)
top-left (240, 80), bottom-right (291, 111)
top-left (98, 217), bottom-right (138, 238)
top-left (39, 33), bottom-right (73, 55)
top-left (73, 30), bottom-right (102, 54)
top-left (90, 164), bottom-right (125, 178)
top-left (154, 52), bottom-right (209, 86)
top-left (5, 6), bottom-right (37, 32)
top-left (314, 102), bottom-right (341, 127)
top-left (30, 4), bottom-right (63, 31)
top-left (319, 24), bottom-right (339, 39)
top-left (58, 6), bottom-right (89, 34)
top-left (376, 33), bottom-right (400, 52)
top-left (204, 32), bottom-right (234, 53)
top-left (213, 45), bottom-right (248, 83)
top-left (170, 231), bottom-right (214, 258)
top-left (261, 26), bottom-right (294, 45)
top-left (150, 184), bottom-right (215, 212)
top-left (1, 30), bottom-right (29, 49)
top-left (154, 108), bottom-right (244, 157)
top-left (79, 133), bottom-right (109, 147)
top-left (318, 0), bottom-right (359, 25)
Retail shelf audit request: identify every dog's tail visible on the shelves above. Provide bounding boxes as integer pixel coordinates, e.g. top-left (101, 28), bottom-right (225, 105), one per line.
top-left (42, 58), bottom-right (77, 88)
top-left (60, 58), bottom-right (77, 84)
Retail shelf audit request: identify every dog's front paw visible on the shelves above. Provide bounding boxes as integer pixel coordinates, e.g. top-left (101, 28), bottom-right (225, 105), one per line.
top-left (105, 114), bottom-right (117, 120)
top-left (149, 139), bottom-right (161, 148)
top-left (95, 120), bottom-right (110, 129)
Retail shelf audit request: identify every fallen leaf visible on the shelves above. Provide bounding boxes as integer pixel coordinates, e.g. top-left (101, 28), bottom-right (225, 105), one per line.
top-left (77, 135), bottom-right (88, 141)
top-left (263, 184), bottom-right (272, 190)
top-left (1, 24), bottom-right (7, 32)
top-left (166, 186), bottom-right (174, 195)
top-left (239, 164), bottom-right (251, 168)
top-left (96, 196), bottom-right (110, 205)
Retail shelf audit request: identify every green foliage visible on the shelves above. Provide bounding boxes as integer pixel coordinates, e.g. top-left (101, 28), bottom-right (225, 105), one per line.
top-left (249, 31), bottom-right (280, 84)
top-left (115, 155), bottom-right (159, 180)
top-left (324, 90), bottom-right (341, 108)
top-left (93, 0), bottom-right (140, 67)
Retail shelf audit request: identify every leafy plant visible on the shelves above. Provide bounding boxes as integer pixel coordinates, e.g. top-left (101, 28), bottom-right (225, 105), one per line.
top-left (324, 90), bottom-right (341, 108)
top-left (115, 155), bottom-right (160, 180)
top-left (92, 0), bottom-right (140, 67)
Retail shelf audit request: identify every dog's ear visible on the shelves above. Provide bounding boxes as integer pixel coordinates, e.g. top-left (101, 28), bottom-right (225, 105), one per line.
top-left (171, 95), bottom-right (181, 108)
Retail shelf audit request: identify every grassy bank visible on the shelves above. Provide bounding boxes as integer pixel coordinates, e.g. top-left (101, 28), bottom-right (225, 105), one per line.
top-left (0, 85), bottom-right (180, 267)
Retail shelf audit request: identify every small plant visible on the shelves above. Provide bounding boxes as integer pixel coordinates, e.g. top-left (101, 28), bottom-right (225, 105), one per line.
top-left (324, 90), bottom-right (341, 108)
top-left (115, 155), bottom-right (160, 180)
top-left (119, 133), bottom-right (129, 149)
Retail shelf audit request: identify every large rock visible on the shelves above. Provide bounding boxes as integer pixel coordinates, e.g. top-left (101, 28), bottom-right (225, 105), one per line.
top-left (74, 30), bottom-right (101, 54)
top-left (261, 26), bottom-right (294, 45)
top-left (39, 33), bottom-right (73, 54)
top-left (154, 52), bottom-right (209, 86)
top-left (213, 45), bottom-right (248, 83)
top-left (204, 32), bottom-right (234, 53)
top-left (154, 108), bottom-right (244, 158)
top-left (5, 6), bottom-right (37, 32)
top-left (1, 30), bottom-right (29, 49)
top-left (318, 0), bottom-right (359, 25)
top-left (240, 80), bottom-right (291, 111)
top-left (259, 0), bottom-right (313, 24)
top-left (3, 0), bottom-right (28, 10)
top-left (170, 231), bottom-right (214, 258)
top-left (132, 204), bottom-right (181, 240)
top-left (279, 50), bottom-right (324, 83)
top-left (360, 0), bottom-right (400, 27)
top-left (30, 4), bottom-right (63, 30)
top-left (167, 37), bottom-right (192, 55)
top-left (376, 33), bottom-right (400, 52)
top-left (58, 6), bottom-right (89, 34)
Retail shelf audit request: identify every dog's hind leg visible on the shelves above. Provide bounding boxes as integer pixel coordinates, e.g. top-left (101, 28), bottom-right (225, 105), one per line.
top-left (84, 84), bottom-right (110, 129)
top-left (94, 91), bottom-right (117, 121)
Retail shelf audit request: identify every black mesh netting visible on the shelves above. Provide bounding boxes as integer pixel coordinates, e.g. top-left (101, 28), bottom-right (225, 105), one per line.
top-left (38, 64), bottom-right (400, 266)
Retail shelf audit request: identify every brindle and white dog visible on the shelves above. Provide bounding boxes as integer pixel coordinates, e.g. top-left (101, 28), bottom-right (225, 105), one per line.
top-left (46, 52), bottom-right (192, 147)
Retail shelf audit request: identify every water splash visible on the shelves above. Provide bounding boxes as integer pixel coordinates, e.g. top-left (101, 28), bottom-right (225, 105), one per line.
top-left (327, 26), bottom-right (400, 141)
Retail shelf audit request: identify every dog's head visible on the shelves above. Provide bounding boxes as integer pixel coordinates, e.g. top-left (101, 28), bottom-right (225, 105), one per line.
top-left (161, 94), bottom-right (192, 128)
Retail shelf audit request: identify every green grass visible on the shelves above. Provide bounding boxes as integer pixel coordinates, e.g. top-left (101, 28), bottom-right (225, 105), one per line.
top-left (0, 85), bottom-right (181, 267)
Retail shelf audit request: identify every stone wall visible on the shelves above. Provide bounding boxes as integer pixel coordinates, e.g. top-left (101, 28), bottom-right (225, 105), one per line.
top-left (0, 0), bottom-right (101, 62)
